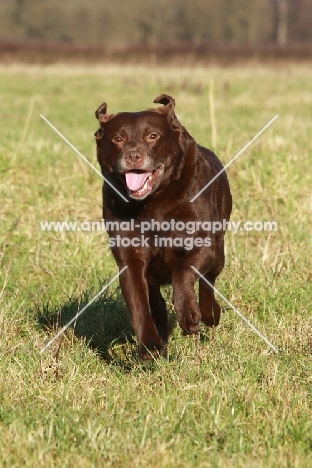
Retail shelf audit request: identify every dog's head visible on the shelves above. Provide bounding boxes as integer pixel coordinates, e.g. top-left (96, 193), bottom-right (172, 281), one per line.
top-left (94, 94), bottom-right (193, 201)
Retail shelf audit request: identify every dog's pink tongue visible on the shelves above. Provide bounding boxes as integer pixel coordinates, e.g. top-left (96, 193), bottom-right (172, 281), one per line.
top-left (125, 172), bottom-right (152, 191)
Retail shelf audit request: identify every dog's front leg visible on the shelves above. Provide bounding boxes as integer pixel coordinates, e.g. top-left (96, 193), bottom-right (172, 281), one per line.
top-left (118, 260), bottom-right (164, 360)
top-left (172, 265), bottom-right (201, 334)
top-left (172, 249), bottom-right (216, 334)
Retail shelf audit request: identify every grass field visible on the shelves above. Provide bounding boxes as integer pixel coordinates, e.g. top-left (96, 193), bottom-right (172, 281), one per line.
top-left (0, 63), bottom-right (311, 467)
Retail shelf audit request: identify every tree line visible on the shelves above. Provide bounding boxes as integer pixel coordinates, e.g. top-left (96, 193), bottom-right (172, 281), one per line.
top-left (0, 0), bottom-right (311, 45)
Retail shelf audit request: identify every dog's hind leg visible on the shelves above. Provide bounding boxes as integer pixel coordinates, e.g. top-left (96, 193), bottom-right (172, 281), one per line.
top-left (148, 283), bottom-right (168, 343)
top-left (199, 241), bottom-right (225, 327)
top-left (199, 274), bottom-right (221, 326)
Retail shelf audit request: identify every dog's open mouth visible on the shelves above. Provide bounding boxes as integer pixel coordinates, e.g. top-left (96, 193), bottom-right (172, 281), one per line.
top-left (123, 166), bottom-right (163, 199)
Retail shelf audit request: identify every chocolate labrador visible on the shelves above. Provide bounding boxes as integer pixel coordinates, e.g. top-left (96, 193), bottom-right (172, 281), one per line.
top-left (95, 94), bottom-right (232, 360)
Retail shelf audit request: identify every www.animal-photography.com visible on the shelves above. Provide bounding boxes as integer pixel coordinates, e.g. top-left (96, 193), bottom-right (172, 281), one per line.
top-left (1, 1), bottom-right (311, 467)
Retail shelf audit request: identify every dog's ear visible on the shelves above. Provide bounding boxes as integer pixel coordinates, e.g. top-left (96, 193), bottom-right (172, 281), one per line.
top-left (153, 94), bottom-right (175, 114)
top-left (154, 94), bottom-right (194, 147)
top-left (95, 102), bottom-right (115, 124)
top-left (95, 102), bottom-right (107, 119)
top-left (153, 93), bottom-right (185, 131)
top-left (153, 94), bottom-right (179, 127)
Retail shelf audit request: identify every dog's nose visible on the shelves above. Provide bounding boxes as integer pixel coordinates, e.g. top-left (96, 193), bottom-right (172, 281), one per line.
top-left (125, 149), bottom-right (143, 166)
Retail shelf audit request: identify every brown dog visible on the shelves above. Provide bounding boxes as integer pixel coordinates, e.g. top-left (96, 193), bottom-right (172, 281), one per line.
top-left (95, 94), bottom-right (232, 360)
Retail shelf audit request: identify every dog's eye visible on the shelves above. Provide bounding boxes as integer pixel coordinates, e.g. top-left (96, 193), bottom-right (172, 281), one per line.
top-left (112, 135), bottom-right (123, 143)
top-left (147, 133), bottom-right (159, 141)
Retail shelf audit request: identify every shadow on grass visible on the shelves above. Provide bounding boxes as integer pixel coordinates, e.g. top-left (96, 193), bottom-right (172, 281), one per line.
top-left (37, 283), bottom-right (136, 365)
top-left (37, 282), bottom-right (177, 368)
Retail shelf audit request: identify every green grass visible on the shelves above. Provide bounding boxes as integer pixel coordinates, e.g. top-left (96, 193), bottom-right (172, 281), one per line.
top-left (0, 63), bottom-right (311, 467)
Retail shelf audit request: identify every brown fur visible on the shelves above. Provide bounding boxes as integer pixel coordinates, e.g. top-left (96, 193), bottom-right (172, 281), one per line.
top-left (95, 94), bottom-right (232, 360)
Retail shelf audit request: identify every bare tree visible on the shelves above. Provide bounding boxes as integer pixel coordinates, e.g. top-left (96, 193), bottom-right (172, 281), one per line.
top-left (275, 0), bottom-right (292, 44)
top-left (1, 0), bottom-right (312, 45)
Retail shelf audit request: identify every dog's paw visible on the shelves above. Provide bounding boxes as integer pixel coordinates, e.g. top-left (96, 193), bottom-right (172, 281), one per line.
top-left (138, 341), bottom-right (165, 361)
top-left (201, 301), bottom-right (221, 327)
top-left (178, 309), bottom-right (201, 335)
